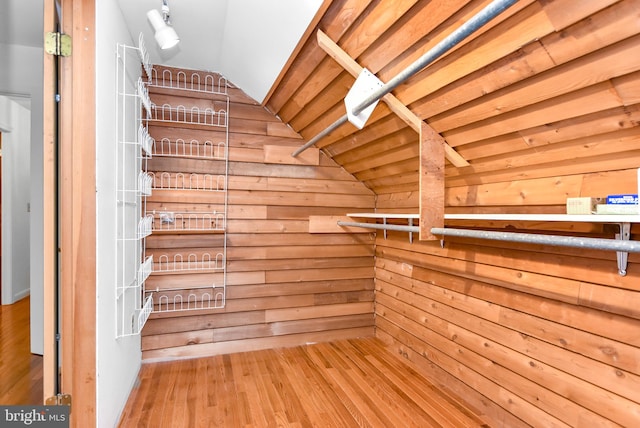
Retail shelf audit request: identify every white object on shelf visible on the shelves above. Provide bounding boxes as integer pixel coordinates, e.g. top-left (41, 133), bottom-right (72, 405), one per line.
top-left (596, 204), bottom-right (639, 215)
top-left (566, 197), bottom-right (603, 215)
top-left (159, 211), bottom-right (174, 224)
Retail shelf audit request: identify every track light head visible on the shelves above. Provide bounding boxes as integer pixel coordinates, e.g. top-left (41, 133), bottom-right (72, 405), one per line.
top-left (147, 0), bottom-right (179, 50)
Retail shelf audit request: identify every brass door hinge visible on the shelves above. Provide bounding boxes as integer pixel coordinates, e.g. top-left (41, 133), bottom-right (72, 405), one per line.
top-left (45, 32), bottom-right (72, 56)
top-left (46, 393), bottom-right (72, 410)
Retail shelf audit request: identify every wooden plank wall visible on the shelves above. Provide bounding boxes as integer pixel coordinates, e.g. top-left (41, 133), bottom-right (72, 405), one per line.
top-left (141, 68), bottom-right (376, 360)
top-left (368, 10), bottom-right (640, 411)
top-left (136, 1), bottom-right (640, 424)
top-left (258, 1), bottom-right (640, 425)
top-left (375, 187), bottom-right (640, 426)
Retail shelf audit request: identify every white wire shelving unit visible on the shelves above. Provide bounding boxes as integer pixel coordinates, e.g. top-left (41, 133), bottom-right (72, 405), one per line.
top-left (143, 66), bottom-right (229, 312)
top-left (115, 34), bottom-right (155, 338)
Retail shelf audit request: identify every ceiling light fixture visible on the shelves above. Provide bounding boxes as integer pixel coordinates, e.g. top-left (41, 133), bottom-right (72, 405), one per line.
top-left (147, 0), bottom-right (180, 50)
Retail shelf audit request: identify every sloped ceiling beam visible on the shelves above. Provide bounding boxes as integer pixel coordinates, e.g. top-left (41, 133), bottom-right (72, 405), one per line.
top-left (315, 29), bottom-right (469, 168)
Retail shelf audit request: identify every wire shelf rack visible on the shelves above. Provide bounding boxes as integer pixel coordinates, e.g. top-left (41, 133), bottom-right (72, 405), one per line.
top-left (137, 255), bottom-right (154, 285)
top-left (148, 67), bottom-right (228, 95)
top-left (148, 285), bottom-right (225, 313)
top-left (150, 210), bottom-right (226, 233)
top-left (142, 57), bottom-right (229, 314)
top-left (152, 138), bottom-right (226, 159)
top-left (139, 124), bottom-right (154, 157)
top-left (135, 295), bottom-right (154, 334)
top-left (148, 103), bottom-right (227, 127)
top-left (138, 214), bottom-right (154, 239)
top-left (138, 171), bottom-right (153, 196)
top-left (150, 172), bottom-right (226, 191)
top-left (116, 34), bottom-right (155, 338)
top-left (153, 252), bottom-right (225, 273)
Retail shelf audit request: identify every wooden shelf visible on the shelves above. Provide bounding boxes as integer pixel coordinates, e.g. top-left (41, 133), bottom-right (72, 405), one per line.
top-left (347, 213), bottom-right (419, 219)
top-left (347, 213), bottom-right (640, 223)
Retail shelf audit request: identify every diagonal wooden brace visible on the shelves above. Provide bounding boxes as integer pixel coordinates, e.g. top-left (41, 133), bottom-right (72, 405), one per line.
top-left (316, 29), bottom-right (470, 168)
top-left (317, 29), bottom-right (453, 240)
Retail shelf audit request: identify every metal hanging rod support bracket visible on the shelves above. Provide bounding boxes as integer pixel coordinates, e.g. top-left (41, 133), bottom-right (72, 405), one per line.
top-left (292, 0), bottom-right (519, 157)
top-left (615, 222), bottom-right (631, 276)
top-left (338, 220), bottom-right (419, 243)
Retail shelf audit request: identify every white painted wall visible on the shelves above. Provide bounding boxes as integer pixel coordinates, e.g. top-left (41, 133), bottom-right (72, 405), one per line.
top-left (95, 1), bottom-right (143, 426)
top-left (219, 0), bottom-right (323, 102)
top-left (0, 38), bottom-right (44, 355)
top-left (115, 0), bottom-right (323, 104)
top-left (0, 96), bottom-right (31, 307)
top-left (3, 3), bottom-right (143, 422)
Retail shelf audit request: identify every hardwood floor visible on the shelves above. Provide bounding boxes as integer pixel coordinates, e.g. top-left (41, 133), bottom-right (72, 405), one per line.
top-left (0, 297), bottom-right (44, 405)
top-left (120, 337), bottom-right (489, 427)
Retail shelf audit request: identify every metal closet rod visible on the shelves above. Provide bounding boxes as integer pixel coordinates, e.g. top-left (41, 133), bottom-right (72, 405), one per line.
top-left (337, 220), bottom-right (640, 253)
top-left (292, 0), bottom-right (519, 157)
top-left (339, 221), bottom-right (419, 233)
top-left (431, 228), bottom-right (640, 253)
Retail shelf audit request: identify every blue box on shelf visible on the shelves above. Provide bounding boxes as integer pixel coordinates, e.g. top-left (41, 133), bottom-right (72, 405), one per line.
top-left (606, 194), bottom-right (638, 205)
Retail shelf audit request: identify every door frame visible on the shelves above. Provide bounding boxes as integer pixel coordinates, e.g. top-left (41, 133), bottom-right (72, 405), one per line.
top-left (42, 0), bottom-right (57, 401)
top-left (43, 0), bottom-right (97, 425)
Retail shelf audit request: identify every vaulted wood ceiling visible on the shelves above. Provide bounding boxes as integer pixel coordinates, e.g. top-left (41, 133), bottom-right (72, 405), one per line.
top-left (264, 0), bottom-right (640, 198)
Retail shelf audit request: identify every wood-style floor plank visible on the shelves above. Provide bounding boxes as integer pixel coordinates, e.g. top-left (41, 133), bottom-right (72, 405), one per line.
top-left (0, 297), bottom-right (43, 405)
top-left (119, 337), bottom-right (489, 427)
